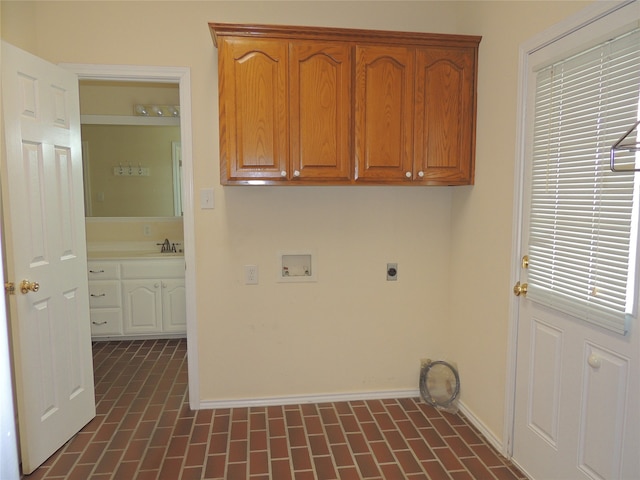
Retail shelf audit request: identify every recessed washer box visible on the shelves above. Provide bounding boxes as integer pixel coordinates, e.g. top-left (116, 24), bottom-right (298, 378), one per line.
top-left (278, 251), bottom-right (316, 282)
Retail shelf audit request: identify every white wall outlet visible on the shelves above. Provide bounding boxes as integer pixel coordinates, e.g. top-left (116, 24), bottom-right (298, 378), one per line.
top-left (244, 265), bottom-right (258, 285)
top-left (143, 225), bottom-right (151, 236)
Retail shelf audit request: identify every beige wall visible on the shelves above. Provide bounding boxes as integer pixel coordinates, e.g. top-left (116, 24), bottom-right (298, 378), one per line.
top-left (1, 0), bottom-right (591, 446)
top-left (79, 81), bottom-right (179, 116)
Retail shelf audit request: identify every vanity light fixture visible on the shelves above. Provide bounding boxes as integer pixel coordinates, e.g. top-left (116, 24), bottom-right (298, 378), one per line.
top-left (134, 104), bottom-right (149, 116)
top-left (134, 104), bottom-right (180, 118)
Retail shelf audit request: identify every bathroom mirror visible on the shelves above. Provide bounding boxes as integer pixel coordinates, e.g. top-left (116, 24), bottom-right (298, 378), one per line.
top-left (79, 80), bottom-right (182, 218)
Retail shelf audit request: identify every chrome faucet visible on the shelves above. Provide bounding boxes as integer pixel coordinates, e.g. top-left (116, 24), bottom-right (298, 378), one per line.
top-left (157, 238), bottom-right (171, 253)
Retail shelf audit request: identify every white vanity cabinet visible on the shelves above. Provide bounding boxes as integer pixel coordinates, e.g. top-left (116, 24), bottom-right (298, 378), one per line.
top-left (88, 258), bottom-right (185, 339)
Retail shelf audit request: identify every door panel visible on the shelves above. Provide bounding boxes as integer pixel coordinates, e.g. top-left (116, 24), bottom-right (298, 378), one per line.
top-left (1, 41), bottom-right (95, 474)
top-left (578, 344), bottom-right (629, 480)
top-left (528, 319), bottom-right (562, 447)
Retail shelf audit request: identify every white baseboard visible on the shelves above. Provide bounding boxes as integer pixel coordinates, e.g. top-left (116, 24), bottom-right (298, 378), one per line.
top-left (199, 389), bottom-right (420, 410)
top-left (92, 333), bottom-right (186, 342)
top-left (457, 400), bottom-right (507, 458)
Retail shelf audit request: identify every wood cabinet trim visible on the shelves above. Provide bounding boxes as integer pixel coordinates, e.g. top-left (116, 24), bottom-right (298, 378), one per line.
top-left (210, 23), bottom-right (481, 48)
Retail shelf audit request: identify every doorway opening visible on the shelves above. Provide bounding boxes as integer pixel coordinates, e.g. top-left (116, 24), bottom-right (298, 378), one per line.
top-left (61, 63), bottom-right (199, 410)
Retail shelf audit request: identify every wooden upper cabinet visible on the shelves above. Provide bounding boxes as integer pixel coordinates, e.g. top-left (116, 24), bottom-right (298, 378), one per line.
top-left (414, 46), bottom-right (476, 185)
top-left (290, 42), bottom-right (352, 182)
top-left (355, 45), bottom-right (414, 182)
top-left (218, 37), bottom-right (288, 182)
top-left (210, 23), bottom-right (481, 186)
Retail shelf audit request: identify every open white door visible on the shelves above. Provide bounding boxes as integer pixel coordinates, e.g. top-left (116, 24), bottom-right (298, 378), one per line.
top-left (1, 42), bottom-right (95, 474)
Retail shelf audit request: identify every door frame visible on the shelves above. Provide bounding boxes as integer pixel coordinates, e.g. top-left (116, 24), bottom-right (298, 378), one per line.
top-left (504, 0), bottom-right (638, 458)
top-left (61, 63), bottom-right (200, 409)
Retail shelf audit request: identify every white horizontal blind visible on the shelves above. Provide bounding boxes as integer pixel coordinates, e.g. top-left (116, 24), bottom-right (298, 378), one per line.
top-left (527, 27), bottom-right (640, 335)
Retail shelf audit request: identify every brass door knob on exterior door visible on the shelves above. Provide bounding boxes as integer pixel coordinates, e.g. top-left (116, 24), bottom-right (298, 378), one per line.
top-left (513, 281), bottom-right (528, 297)
top-left (20, 280), bottom-right (39, 294)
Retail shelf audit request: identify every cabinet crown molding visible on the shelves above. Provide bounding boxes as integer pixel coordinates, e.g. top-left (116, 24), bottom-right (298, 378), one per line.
top-left (210, 23), bottom-right (481, 48)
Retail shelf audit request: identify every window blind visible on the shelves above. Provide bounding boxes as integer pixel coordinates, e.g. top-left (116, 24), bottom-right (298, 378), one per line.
top-left (527, 27), bottom-right (640, 335)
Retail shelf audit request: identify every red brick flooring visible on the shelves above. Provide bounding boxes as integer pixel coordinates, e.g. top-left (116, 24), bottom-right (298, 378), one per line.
top-left (24, 339), bottom-right (526, 479)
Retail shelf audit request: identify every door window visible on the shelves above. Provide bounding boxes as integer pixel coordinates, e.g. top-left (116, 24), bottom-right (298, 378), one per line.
top-left (526, 27), bottom-right (640, 335)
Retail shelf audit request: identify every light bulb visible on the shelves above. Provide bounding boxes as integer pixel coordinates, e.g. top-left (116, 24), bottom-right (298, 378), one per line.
top-left (135, 104), bottom-right (148, 116)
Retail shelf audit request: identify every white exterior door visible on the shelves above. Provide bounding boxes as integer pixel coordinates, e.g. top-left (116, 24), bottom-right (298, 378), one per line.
top-left (1, 42), bottom-right (95, 474)
top-left (511, 4), bottom-right (640, 479)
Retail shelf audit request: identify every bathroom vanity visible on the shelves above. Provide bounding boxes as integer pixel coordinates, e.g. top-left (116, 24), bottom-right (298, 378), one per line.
top-left (87, 254), bottom-right (186, 339)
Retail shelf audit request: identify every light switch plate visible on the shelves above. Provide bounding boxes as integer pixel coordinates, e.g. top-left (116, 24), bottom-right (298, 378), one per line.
top-left (200, 188), bottom-right (214, 209)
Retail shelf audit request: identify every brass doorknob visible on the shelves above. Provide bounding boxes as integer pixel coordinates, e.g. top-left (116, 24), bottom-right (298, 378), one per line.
top-left (20, 280), bottom-right (40, 294)
top-left (513, 281), bottom-right (528, 297)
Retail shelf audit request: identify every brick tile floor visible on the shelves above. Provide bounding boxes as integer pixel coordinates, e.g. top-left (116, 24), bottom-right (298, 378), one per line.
top-left (24, 339), bottom-right (527, 479)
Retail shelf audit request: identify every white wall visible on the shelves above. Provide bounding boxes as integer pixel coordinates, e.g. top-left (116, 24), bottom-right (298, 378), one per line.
top-left (1, 0), bottom-right (592, 447)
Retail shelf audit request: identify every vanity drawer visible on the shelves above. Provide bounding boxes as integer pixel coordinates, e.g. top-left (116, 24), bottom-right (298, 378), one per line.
top-left (90, 309), bottom-right (123, 336)
top-left (88, 281), bottom-right (121, 308)
top-left (88, 262), bottom-right (121, 280)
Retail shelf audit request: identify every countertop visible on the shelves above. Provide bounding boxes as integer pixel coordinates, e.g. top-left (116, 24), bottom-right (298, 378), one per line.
top-left (87, 251), bottom-right (184, 260)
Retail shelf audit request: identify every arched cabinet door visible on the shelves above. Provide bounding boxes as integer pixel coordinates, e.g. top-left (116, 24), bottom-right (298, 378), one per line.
top-left (354, 45), bottom-right (414, 183)
top-left (218, 37), bottom-right (289, 183)
top-left (290, 41), bottom-right (352, 182)
top-left (414, 46), bottom-right (477, 185)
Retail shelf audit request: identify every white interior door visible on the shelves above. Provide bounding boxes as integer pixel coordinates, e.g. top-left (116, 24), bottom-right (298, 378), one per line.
top-left (1, 41), bottom-right (95, 474)
top-left (511, 4), bottom-right (640, 479)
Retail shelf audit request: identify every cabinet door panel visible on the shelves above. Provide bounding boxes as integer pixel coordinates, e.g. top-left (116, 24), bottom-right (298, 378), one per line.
top-left (414, 47), bottom-right (476, 184)
top-left (219, 38), bottom-right (288, 182)
top-left (355, 45), bottom-right (414, 182)
top-left (162, 279), bottom-right (186, 333)
top-left (122, 280), bottom-right (161, 334)
top-left (290, 42), bottom-right (351, 181)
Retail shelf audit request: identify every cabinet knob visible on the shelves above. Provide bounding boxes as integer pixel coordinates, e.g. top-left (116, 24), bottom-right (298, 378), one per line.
top-left (154, 283), bottom-right (159, 288)
top-left (405, 172), bottom-right (412, 178)
top-left (280, 170), bottom-right (287, 177)
top-left (293, 170), bottom-right (300, 177)
top-left (418, 171), bottom-right (425, 178)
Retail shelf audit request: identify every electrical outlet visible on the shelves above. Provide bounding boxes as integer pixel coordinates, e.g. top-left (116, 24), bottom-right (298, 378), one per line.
top-left (387, 263), bottom-right (398, 281)
top-left (244, 265), bottom-right (258, 285)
